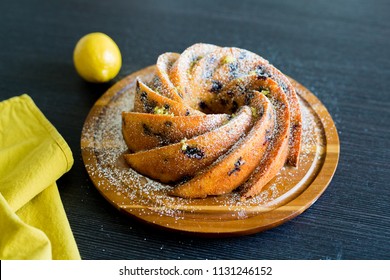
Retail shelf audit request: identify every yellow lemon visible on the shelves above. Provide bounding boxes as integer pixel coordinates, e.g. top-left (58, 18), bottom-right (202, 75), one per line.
top-left (73, 32), bottom-right (122, 83)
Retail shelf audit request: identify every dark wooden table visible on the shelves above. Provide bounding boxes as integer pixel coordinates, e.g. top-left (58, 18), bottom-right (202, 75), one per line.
top-left (1, 0), bottom-right (389, 259)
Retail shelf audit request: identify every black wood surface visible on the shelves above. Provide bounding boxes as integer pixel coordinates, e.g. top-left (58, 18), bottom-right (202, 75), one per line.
top-left (0, 0), bottom-right (389, 259)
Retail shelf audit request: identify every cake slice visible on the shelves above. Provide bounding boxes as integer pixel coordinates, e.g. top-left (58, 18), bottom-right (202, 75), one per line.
top-left (122, 112), bottom-right (230, 152)
top-left (123, 107), bottom-right (253, 183)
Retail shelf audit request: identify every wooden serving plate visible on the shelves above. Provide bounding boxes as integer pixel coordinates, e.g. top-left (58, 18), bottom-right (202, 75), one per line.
top-left (81, 66), bottom-right (339, 237)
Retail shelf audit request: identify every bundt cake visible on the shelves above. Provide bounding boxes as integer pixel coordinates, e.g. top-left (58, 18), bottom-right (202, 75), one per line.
top-left (122, 43), bottom-right (302, 199)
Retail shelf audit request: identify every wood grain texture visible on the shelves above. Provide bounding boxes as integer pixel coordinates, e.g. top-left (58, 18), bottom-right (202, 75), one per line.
top-left (81, 65), bottom-right (339, 236)
top-left (0, 0), bottom-right (389, 259)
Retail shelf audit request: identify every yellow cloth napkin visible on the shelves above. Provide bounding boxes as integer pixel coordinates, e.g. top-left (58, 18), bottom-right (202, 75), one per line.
top-left (0, 94), bottom-right (80, 260)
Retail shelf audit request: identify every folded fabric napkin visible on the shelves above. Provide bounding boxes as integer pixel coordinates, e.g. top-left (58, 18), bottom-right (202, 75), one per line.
top-left (0, 94), bottom-right (80, 260)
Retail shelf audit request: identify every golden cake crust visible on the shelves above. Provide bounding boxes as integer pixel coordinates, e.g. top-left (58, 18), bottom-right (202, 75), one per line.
top-left (122, 43), bottom-right (302, 199)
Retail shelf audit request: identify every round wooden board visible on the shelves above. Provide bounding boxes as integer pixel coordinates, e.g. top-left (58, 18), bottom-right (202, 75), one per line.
top-left (81, 65), bottom-right (339, 237)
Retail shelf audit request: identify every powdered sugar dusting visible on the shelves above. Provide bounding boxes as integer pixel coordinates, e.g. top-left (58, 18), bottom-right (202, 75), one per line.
top-left (82, 72), bottom-right (325, 221)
